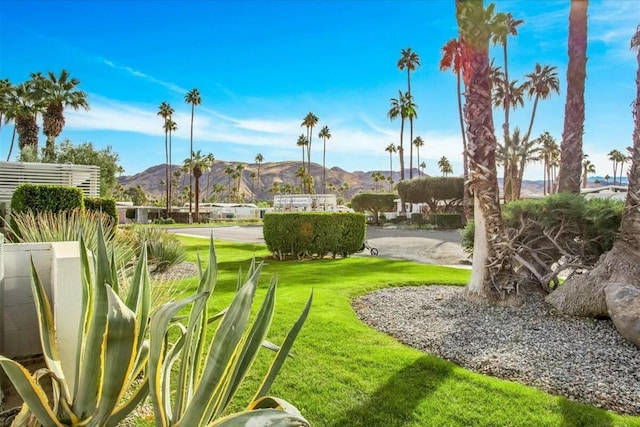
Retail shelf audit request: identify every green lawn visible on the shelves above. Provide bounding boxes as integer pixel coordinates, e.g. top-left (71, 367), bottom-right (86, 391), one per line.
top-left (143, 236), bottom-right (640, 426)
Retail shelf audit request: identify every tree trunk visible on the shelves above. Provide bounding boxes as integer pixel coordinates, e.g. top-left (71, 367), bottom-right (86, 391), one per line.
top-left (399, 119), bottom-right (405, 181)
top-left (557, 0), bottom-right (588, 194)
top-left (548, 19), bottom-right (640, 327)
top-left (409, 118), bottom-right (414, 179)
top-left (458, 7), bottom-right (518, 304)
top-left (457, 68), bottom-right (473, 221)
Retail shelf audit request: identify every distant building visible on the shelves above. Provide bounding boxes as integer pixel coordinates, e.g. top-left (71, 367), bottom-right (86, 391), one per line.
top-left (273, 194), bottom-right (337, 211)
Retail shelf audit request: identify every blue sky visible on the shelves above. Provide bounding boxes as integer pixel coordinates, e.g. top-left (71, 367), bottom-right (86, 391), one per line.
top-left (1, 0), bottom-right (639, 180)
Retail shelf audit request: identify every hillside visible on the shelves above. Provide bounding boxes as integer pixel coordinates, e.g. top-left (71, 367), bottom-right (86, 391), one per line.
top-left (118, 160), bottom-right (548, 202)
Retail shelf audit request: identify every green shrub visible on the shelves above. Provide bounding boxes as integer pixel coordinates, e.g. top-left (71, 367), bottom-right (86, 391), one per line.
top-left (125, 208), bottom-right (136, 221)
top-left (461, 220), bottom-right (474, 254)
top-left (263, 212), bottom-right (365, 259)
top-left (429, 213), bottom-right (464, 229)
top-left (351, 193), bottom-right (396, 225)
top-left (85, 197), bottom-right (117, 222)
top-left (123, 226), bottom-right (186, 272)
top-left (11, 183), bottom-right (84, 214)
top-left (10, 208), bottom-right (137, 267)
top-left (153, 217), bottom-right (176, 225)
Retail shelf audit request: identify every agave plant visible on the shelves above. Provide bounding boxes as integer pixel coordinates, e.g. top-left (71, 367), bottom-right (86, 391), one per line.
top-left (148, 236), bottom-right (312, 426)
top-left (0, 226), bottom-right (151, 426)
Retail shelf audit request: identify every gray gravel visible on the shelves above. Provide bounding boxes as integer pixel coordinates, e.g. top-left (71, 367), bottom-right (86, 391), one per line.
top-left (354, 285), bottom-right (640, 415)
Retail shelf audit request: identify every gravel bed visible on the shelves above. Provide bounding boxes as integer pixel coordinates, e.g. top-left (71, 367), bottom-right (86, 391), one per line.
top-left (354, 285), bottom-right (640, 415)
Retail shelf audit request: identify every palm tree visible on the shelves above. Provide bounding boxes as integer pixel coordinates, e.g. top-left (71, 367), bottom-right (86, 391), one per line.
top-left (301, 112), bottom-right (318, 174)
top-left (189, 150), bottom-right (213, 221)
top-left (224, 165), bottom-right (234, 201)
top-left (164, 118), bottom-right (177, 211)
top-left (185, 87), bottom-right (201, 223)
top-left (582, 155), bottom-right (596, 188)
top-left (398, 47), bottom-right (421, 179)
top-left (547, 24), bottom-right (640, 319)
top-left (440, 37), bottom-right (471, 219)
top-left (514, 128), bottom-right (543, 199)
top-left (522, 63), bottom-right (560, 142)
top-left (385, 143), bottom-right (396, 181)
top-left (388, 90), bottom-right (408, 180)
top-left (296, 134), bottom-right (308, 171)
top-left (403, 94), bottom-right (418, 178)
top-left (2, 81), bottom-right (18, 161)
top-left (491, 12), bottom-right (524, 164)
top-left (158, 102), bottom-right (174, 215)
top-left (13, 82), bottom-right (41, 157)
top-left (249, 171), bottom-right (257, 199)
top-left (295, 166), bottom-right (306, 193)
top-left (413, 136), bottom-right (425, 177)
top-left (558, 0), bottom-right (588, 195)
top-left (318, 125), bottom-right (332, 193)
top-left (235, 164), bottom-right (245, 193)
top-left (617, 151), bottom-right (629, 184)
top-left (40, 70), bottom-right (89, 162)
top-left (535, 131), bottom-right (559, 195)
top-left (608, 149), bottom-right (623, 185)
top-left (204, 152), bottom-right (215, 200)
top-left (457, 0), bottom-right (514, 303)
top-left (419, 161), bottom-right (426, 177)
top-left (438, 156), bottom-right (453, 177)
top-left (255, 152), bottom-right (264, 199)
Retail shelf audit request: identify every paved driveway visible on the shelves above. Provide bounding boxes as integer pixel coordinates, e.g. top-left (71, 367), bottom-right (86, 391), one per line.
top-left (170, 225), bottom-right (469, 266)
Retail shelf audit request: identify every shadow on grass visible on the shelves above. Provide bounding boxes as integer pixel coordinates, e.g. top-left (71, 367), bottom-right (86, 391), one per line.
top-left (331, 356), bottom-right (452, 427)
top-left (558, 396), bottom-right (613, 427)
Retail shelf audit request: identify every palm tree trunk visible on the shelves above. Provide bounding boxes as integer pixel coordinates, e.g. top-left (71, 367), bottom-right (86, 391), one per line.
top-left (6, 125), bottom-right (16, 161)
top-left (189, 104), bottom-right (194, 223)
top-left (460, 21), bottom-right (517, 304)
top-left (524, 95), bottom-right (540, 142)
top-left (557, 0), bottom-right (587, 194)
top-left (457, 68), bottom-right (473, 221)
top-left (323, 138), bottom-right (327, 193)
top-left (164, 132), bottom-right (169, 217)
top-left (399, 118), bottom-right (405, 181)
top-left (195, 174), bottom-right (200, 222)
top-left (409, 118), bottom-right (414, 179)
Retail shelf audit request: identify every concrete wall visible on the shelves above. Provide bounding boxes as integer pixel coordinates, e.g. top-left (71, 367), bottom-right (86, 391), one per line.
top-left (1, 238), bottom-right (82, 385)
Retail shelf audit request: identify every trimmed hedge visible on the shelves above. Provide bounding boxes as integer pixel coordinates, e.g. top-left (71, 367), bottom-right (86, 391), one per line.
top-left (428, 213), bottom-right (464, 229)
top-left (11, 183), bottom-right (84, 215)
top-left (351, 193), bottom-right (396, 225)
top-left (85, 197), bottom-right (117, 222)
top-left (263, 212), bottom-right (366, 259)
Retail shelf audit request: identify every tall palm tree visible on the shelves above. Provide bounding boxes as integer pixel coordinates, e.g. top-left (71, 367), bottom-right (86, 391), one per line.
top-left (403, 94), bottom-right (418, 178)
top-left (413, 136), bottom-right (425, 177)
top-left (185, 87), bottom-right (201, 223)
top-left (295, 166), bottom-right (306, 193)
top-left (385, 143), bottom-right (396, 181)
top-left (522, 63), bottom-right (560, 142)
top-left (0, 78), bottom-right (12, 136)
top-left (2, 81), bottom-right (18, 161)
top-left (491, 12), bottom-right (524, 166)
top-left (547, 24), bottom-right (640, 319)
top-left (388, 90), bottom-right (408, 180)
top-left (513, 128), bottom-right (543, 199)
top-left (189, 150), bottom-right (213, 221)
top-left (165, 119), bottom-right (177, 209)
top-left (535, 131), bottom-right (559, 195)
top-left (204, 152), bottom-right (215, 200)
top-left (438, 156), bottom-right (453, 176)
top-left (608, 149), bottom-right (622, 185)
top-left (301, 112), bottom-right (318, 174)
top-left (318, 125), bottom-right (332, 193)
top-left (398, 48), bottom-right (421, 179)
top-left (557, 0), bottom-right (588, 194)
top-left (255, 152), bottom-right (264, 199)
top-left (440, 37), bottom-right (471, 219)
top-left (41, 69), bottom-right (89, 162)
top-left (296, 134), bottom-right (308, 172)
top-left (457, 0), bottom-right (514, 303)
top-left (235, 163), bottom-right (245, 194)
top-left (582, 155), bottom-right (596, 188)
top-left (158, 101), bottom-right (174, 215)
top-left (224, 165), bottom-right (234, 201)
top-left (419, 161), bottom-right (426, 177)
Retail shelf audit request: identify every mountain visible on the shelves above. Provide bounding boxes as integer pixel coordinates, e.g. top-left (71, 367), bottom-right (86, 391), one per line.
top-left (117, 161), bottom-right (551, 202)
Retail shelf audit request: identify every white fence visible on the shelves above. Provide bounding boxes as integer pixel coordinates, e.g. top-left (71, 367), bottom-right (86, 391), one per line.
top-left (0, 161), bottom-right (100, 203)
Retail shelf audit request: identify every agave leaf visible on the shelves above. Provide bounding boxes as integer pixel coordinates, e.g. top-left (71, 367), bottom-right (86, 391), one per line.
top-left (248, 396), bottom-right (304, 415)
top-left (219, 278), bottom-right (277, 411)
top-left (106, 378), bottom-right (149, 427)
top-left (208, 408), bottom-right (309, 427)
top-left (179, 263), bottom-right (263, 426)
top-left (125, 244), bottom-right (151, 355)
top-left (149, 292), bottom-right (207, 427)
top-left (109, 245), bottom-right (120, 295)
top-left (253, 291), bottom-right (313, 401)
top-left (90, 286), bottom-right (138, 427)
top-left (28, 258), bottom-right (68, 399)
top-left (74, 229), bottom-right (110, 417)
top-left (0, 357), bottom-right (63, 427)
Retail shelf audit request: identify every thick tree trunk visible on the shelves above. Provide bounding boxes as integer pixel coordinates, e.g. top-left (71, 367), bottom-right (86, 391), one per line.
top-left (557, 0), bottom-right (587, 193)
top-left (458, 15), bottom-right (518, 304)
top-left (548, 21), bottom-right (640, 336)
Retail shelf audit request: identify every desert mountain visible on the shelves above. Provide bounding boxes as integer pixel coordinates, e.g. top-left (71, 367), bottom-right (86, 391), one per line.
top-left (118, 160), bottom-right (548, 202)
